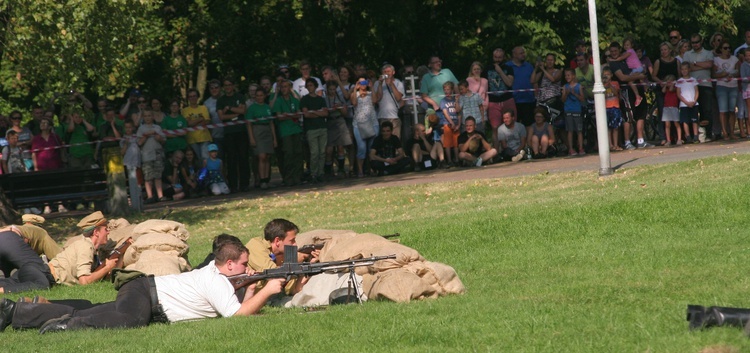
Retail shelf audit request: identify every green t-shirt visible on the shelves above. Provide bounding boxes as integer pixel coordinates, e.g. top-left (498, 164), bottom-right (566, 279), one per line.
top-left (299, 95), bottom-right (328, 131)
top-left (160, 114), bottom-right (189, 153)
top-left (246, 103), bottom-right (273, 125)
top-left (216, 93), bottom-right (246, 134)
top-left (272, 96), bottom-right (303, 137)
top-left (68, 123), bottom-right (94, 158)
top-left (98, 120), bottom-right (124, 149)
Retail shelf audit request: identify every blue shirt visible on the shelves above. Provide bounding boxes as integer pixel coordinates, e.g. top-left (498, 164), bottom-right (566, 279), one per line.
top-left (564, 83), bottom-right (583, 113)
top-left (507, 61), bottom-right (535, 103)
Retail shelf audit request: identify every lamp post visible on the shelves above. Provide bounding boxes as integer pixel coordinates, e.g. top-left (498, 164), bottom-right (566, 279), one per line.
top-left (588, 0), bottom-right (613, 176)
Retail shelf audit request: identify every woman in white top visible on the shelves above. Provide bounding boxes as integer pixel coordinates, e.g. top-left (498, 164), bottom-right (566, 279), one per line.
top-left (712, 39), bottom-right (740, 139)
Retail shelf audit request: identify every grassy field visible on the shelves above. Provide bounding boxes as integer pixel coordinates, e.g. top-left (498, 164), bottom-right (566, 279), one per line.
top-left (4, 154), bottom-right (750, 352)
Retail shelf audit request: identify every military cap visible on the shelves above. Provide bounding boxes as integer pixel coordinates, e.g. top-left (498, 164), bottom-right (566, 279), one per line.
top-left (22, 214), bottom-right (45, 225)
top-left (77, 211), bottom-right (108, 233)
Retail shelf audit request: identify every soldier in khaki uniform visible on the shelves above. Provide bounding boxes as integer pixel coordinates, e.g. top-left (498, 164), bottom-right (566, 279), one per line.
top-left (48, 212), bottom-right (117, 286)
top-left (245, 219), bottom-right (319, 296)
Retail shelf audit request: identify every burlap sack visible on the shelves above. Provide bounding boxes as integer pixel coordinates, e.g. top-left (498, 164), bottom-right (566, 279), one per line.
top-left (109, 224), bottom-right (137, 247)
top-left (124, 249), bottom-right (182, 276)
top-left (362, 268), bottom-right (437, 302)
top-left (295, 229), bottom-right (358, 247)
top-left (424, 261), bottom-right (466, 295)
top-left (132, 219), bottom-right (190, 242)
top-left (122, 232), bottom-right (190, 268)
top-left (320, 233), bottom-right (422, 275)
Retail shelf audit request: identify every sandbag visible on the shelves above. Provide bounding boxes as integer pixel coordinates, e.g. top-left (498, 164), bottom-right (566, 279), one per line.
top-left (122, 232), bottom-right (190, 270)
top-left (363, 268), bottom-right (437, 302)
top-left (124, 250), bottom-right (182, 276)
top-left (133, 219), bottom-right (190, 242)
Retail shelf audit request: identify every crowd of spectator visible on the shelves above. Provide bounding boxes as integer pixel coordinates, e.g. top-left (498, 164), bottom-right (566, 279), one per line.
top-left (2, 28), bottom-right (750, 213)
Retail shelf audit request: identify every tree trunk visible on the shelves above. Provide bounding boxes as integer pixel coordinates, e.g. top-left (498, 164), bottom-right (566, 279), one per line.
top-left (0, 186), bottom-right (20, 226)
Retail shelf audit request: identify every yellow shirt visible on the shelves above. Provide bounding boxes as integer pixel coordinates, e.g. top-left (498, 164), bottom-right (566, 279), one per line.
top-left (18, 224), bottom-right (62, 260)
top-left (181, 105), bottom-right (212, 144)
top-left (50, 236), bottom-right (95, 285)
top-left (245, 236), bottom-right (296, 295)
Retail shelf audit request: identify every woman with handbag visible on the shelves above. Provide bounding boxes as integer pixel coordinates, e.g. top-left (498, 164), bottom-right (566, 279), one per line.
top-left (350, 76), bottom-right (380, 178)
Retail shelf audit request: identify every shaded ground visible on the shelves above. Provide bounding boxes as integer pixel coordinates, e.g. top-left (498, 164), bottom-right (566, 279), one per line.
top-left (45, 138), bottom-right (750, 222)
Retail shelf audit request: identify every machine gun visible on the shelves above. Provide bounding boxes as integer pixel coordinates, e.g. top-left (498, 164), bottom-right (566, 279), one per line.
top-left (94, 237), bottom-right (133, 272)
top-left (226, 245), bottom-right (395, 301)
top-left (297, 233), bottom-right (400, 255)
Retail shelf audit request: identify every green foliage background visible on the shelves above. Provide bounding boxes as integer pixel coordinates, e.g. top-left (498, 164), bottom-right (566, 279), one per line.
top-left (1, 0), bottom-right (749, 108)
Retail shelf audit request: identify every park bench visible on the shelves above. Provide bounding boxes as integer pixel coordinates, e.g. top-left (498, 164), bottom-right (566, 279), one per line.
top-left (0, 167), bottom-right (108, 210)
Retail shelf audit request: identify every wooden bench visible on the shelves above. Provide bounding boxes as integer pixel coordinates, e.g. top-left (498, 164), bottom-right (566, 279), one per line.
top-left (0, 168), bottom-right (108, 210)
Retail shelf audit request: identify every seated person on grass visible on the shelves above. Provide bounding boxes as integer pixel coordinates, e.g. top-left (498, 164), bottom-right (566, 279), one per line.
top-left (0, 235), bottom-right (284, 333)
top-left (458, 117), bottom-right (497, 167)
top-left (407, 123), bottom-right (437, 171)
top-left (245, 219), bottom-right (319, 299)
top-left (369, 121), bottom-right (412, 176)
top-left (496, 109), bottom-right (527, 162)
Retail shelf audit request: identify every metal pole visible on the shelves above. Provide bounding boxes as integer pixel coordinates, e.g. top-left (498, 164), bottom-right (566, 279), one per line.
top-left (407, 74), bottom-right (419, 125)
top-left (588, 0), bottom-right (613, 176)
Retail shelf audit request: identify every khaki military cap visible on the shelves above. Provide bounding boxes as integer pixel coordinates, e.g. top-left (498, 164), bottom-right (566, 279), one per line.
top-left (77, 211), bottom-right (108, 232)
top-left (22, 214), bottom-right (45, 225)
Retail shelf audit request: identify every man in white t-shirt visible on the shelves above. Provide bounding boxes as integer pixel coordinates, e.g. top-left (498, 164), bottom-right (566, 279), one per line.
top-left (0, 236), bottom-right (284, 333)
top-left (496, 109), bottom-right (527, 162)
top-left (292, 61), bottom-right (323, 97)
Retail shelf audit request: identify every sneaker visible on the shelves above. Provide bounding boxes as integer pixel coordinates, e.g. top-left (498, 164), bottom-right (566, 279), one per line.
top-left (624, 143), bottom-right (636, 150)
top-left (636, 142), bottom-right (654, 148)
top-left (635, 96), bottom-right (643, 106)
top-left (511, 150), bottom-right (526, 162)
top-left (29, 207), bottom-right (42, 215)
top-left (569, 150), bottom-right (578, 156)
top-left (676, 140), bottom-right (683, 146)
top-left (57, 205), bottom-right (68, 213)
top-left (158, 196), bottom-right (170, 202)
top-left (260, 182), bottom-right (269, 190)
top-left (144, 197), bottom-right (157, 205)
top-left (578, 149), bottom-right (586, 155)
top-left (474, 157), bottom-right (483, 167)
top-left (43, 206), bottom-right (52, 214)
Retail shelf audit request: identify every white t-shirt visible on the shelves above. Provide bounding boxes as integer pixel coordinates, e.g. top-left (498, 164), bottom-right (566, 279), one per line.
top-left (713, 55), bottom-right (739, 88)
top-left (497, 122), bottom-right (526, 151)
top-left (373, 79), bottom-right (405, 120)
top-left (292, 77), bottom-right (324, 97)
top-left (155, 261), bottom-right (241, 323)
top-left (675, 78), bottom-right (700, 108)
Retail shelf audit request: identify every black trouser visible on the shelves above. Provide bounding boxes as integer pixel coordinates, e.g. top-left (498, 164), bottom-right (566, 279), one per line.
top-left (516, 102), bottom-right (537, 127)
top-left (697, 86), bottom-right (714, 133)
top-left (371, 158), bottom-right (412, 175)
top-left (0, 232), bottom-right (54, 293)
top-left (12, 277), bottom-right (154, 330)
top-left (222, 131), bottom-right (250, 191)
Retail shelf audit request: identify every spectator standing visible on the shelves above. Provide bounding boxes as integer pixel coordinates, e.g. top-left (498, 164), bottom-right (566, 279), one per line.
top-left (323, 81), bottom-right (352, 177)
top-left (5, 111), bottom-right (33, 171)
top-left (246, 89), bottom-right (277, 190)
top-left (182, 89), bottom-right (212, 161)
top-left (608, 42), bottom-right (650, 149)
top-left (457, 80), bottom-right (485, 132)
top-left (150, 98), bottom-right (165, 125)
top-left (66, 112), bottom-right (96, 169)
top-left (466, 61), bottom-right (488, 113)
top-left (661, 75), bottom-right (682, 145)
top-left (293, 61), bottom-right (323, 97)
top-left (603, 69), bottom-right (624, 151)
top-left (272, 80), bottom-right (304, 186)
top-left (532, 53), bottom-right (563, 110)
top-left (652, 42), bottom-right (680, 146)
top-left (203, 80), bottom-right (224, 156)
top-left (136, 110), bottom-right (167, 204)
top-left (740, 49), bottom-right (750, 138)
top-left (507, 46), bottom-right (536, 126)
top-left (2, 131), bottom-right (26, 174)
top-left (373, 64), bottom-right (405, 138)
top-left (31, 118), bottom-right (64, 172)
top-left (669, 30), bottom-right (683, 49)
top-left (676, 62), bottom-right (701, 143)
top-left (562, 68), bottom-right (585, 155)
top-left (217, 77), bottom-right (249, 192)
top-left (420, 55), bottom-right (459, 112)
top-left (485, 48), bottom-right (516, 144)
top-left (162, 100), bottom-right (189, 156)
top-left (683, 34), bottom-right (715, 141)
top-left (300, 79), bottom-right (329, 183)
top-left (119, 89), bottom-right (141, 121)
top-left (350, 77), bottom-right (380, 178)
top-left (120, 121), bottom-right (142, 211)
top-left (713, 39), bottom-right (739, 140)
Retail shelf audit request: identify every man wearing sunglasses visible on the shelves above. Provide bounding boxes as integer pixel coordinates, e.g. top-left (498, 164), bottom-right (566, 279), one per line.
top-left (683, 33), bottom-right (715, 141)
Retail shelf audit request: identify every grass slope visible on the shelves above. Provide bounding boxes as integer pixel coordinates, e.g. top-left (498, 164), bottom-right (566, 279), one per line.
top-left (4, 155), bottom-right (750, 352)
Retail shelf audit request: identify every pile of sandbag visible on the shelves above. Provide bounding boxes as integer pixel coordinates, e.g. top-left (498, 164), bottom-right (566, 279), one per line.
top-left (295, 229), bottom-right (465, 303)
top-left (108, 219), bottom-right (191, 276)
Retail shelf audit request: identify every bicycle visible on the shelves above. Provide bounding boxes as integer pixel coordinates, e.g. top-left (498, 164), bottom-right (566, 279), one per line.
top-left (537, 100), bottom-right (567, 157)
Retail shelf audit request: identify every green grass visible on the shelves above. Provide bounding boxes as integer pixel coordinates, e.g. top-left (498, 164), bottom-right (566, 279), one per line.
top-left (5, 154), bottom-right (750, 352)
